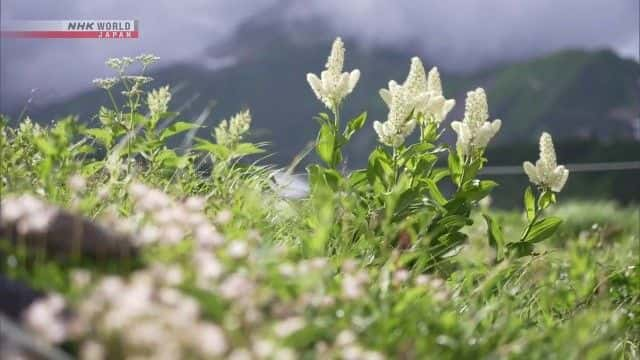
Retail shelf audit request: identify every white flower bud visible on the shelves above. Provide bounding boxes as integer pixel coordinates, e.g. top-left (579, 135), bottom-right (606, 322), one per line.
top-left (523, 132), bottom-right (569, 192)
top-left (451, 88), bottom-right (501, 157)
top-left (147, 86), bottom-right (171, 117)
top-left (215, 110), bottom-right (251, 148)
top-left (307, 37), bottom-right (360, 109)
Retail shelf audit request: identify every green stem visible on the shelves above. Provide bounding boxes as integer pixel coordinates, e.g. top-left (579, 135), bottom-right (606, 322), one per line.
top-left (457, 155), bottom-right (468, 191)
top-left (520, 198), bottom-right (540, 241)
top-left (331, 103), bottom-right (341, 169)
top-left (389, 146), bottom-right (399, 191)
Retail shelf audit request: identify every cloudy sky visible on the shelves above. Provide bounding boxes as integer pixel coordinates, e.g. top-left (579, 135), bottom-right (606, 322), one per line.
top-left (1, 0), bottom-right (638, 111)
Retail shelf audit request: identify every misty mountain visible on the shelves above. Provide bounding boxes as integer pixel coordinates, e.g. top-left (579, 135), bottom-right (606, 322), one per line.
top-left (15, 18), bottom-right (640, 167)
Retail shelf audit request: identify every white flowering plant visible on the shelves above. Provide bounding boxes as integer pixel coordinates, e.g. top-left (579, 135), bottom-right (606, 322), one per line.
top-left (305, 39), bottom-right (563, 264)
top-left (307, 37), bottom-right (366, 170)
top-left (0, 44), bottom-right (638, 360)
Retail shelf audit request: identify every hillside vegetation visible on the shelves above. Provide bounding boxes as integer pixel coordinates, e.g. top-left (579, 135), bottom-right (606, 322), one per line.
top-left (1, 45), bottom-right (638, 359)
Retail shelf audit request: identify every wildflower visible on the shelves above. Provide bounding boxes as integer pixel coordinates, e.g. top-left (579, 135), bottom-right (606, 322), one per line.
top-left (105, 57), bottom-right (134, 72)
top-left (92, 77), bottom-right (118, 90)
top-left (195, 224), bottom-right (225, 248)
top-left (24, 294), bottom-right (68, 344)
top-left (80, 341), bottom-right (105, 360)
top-left (122, 75), bottom-right (153, 85)
top-left (450, 88), bottom-right (501, 157)
top-left (68, 174), bottom-right (87, 193)
top-left (136, 53), bottom-right (160, 67)
top-left (373, 82), bottom-right (417, 147)
top-left (374, 57), bottom-right (455, 146)
top-left (401, 57), bottom-right (455, 125)
top-left (194, 252), bottom-right (224, 286)
top-left (392, 269), bottom-right (410, 286)
top-left (336, 330), bottom-right (357, 346)
top-left (414, 274), bottom-right (431, 287)
top-left (71, 269), bottom-right (92, 289)
top-left (341, 271), bottom-right (368, 300)
top-left (219, 273), bottom-right (255, 300)
top-left (426, 67), bottom-right (456, 124)
top-left (274, 317), bottom-right (306, 338)
top-left (523, 132), bottom-right (569, 192)
top-left (306, 37), bottom-right (360, 109)
top-left (147, 86), bottom-right (171, 117)
top-left (195, 324), bottom-right (227, 357)
top-left (215, 209), bottom-right (233, 224)
top-left (227, 240), bottom-right (248, 258)
top-left (215, 110), bottom-right (251, 148)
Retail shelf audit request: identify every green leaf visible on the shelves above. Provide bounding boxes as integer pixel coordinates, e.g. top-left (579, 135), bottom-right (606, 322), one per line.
top-left (160, 121), bottom-right (199, 141)
top-left (483, 214), bottom-right (505, 261)
top-left (458, 180), bottom-right (498, 202)
top-left (307, 164), bottom-right (341, 191)
top-left (524, 216), bottom-right (563, 243)
top-left (98, 106), bottom-right (116, 125)
top-left (233, 143), bottom-right (265, 157)
top-left (538, 190), bottom-right (556, 210)
top-left (84, 128), bottom-right (114, 148)
top-left (424, 179), bottom-right (447, 205)
top-left (431, 168), bottom-right (449, 183)
top-left (437, 215), bottom-right (472, 231)
top-left (367, 148), bottom-right (392, 186)
top-left (194, 138), bottom-right (230, 159)
top-left (82, 160), bottom-right (104, 177)
top-left (524, 186), bottom-right (536, 222)
top-left (447, 150), bottom-right (462, 185)
top-left (313, 112), bottom-right (332, 126)
top-left (34, 139), bottom-right (57, 156)
top-left (343, 112), bottom-right (367, 140)
top-left (462, 157), bottom-right (484, 183)
top-left (316, 123), bottom-right (335, 166)
top-left (390, 188), bottom-right (420, 221)
top-left (347, 169), bottom-right (368, 189)
top-left (402, 142), bottom-right (435, 160)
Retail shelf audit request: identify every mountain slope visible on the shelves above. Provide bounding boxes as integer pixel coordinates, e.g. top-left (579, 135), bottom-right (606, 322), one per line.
top-left (17, 27), bottom-right (640, 166)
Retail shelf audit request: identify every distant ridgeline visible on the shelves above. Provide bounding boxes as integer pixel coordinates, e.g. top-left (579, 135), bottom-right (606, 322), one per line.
top-left (9, 40), bottom-right (640, 205)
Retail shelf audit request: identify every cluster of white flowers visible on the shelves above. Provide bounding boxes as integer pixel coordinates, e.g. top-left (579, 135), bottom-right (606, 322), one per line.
top-left (307, 37), bottom-right (360, 110)
top-left (523, 132), bottom-right (569, 192)
top-left (0, 194), bottom-right (58, 235)
top-left (340, 260), bottom-right (370, 300)
top-left (136, 53), bottom-right (160, 67)
top-left (23, 294), bottom-right (69, 344)
top-left (314, 330), bottom-right (385, 360)
top-left (13, 182), bottom-right (391, 359)
top-left (72, 266), bottom-right (228, 359)
top-left (129, 182), bottom-right (218, 247)
top-left (374, 57), bottom-right (455, 147)
top-left (215, 110), bottom-right (252, 148)
top-left (106, 54), bottom-right (159, 72)
top-left (450, 88), bottom-right (502, 157)
top-left (92, 77), bottom-right (119, 90)
top-left (147, 86), bottom-right (171, 117)
top-left (106, 56), bottom-right (134, 72)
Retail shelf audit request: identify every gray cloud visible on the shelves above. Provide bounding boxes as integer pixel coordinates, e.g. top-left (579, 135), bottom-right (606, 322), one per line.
top-left (289, 0), bottom-right (639, 70)
top-left (1, 0), bottom-right (638, 111)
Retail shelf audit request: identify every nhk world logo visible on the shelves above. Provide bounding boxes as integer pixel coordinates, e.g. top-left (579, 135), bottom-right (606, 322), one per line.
top-left (1, 20), bottom-right (138, 39)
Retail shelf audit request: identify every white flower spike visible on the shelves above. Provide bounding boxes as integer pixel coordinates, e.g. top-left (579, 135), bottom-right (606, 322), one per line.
top-left (306, 37), bottom-right (360, 110)
top-left (147, 86), bottom-right (171, 117)
top-left (215, 110), bottom-right (252, 148)
top-left (523, 132), bottom-right (569, 192)
top-left (450, 88), bottom-right (501, 157)
top-left (426, 67), bottom-right (455, 125)
top-left (374, 58), bottom-right (457, 147)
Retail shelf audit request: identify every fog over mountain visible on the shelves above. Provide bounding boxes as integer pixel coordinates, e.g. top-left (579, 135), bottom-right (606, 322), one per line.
top-left (1, 0), bottom-right (638, 111)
